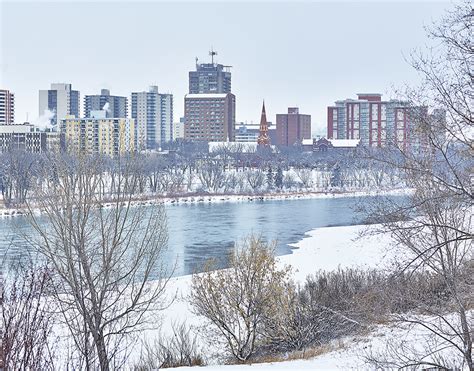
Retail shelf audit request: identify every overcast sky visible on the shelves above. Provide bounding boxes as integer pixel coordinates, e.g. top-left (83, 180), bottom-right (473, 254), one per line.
top-left (1, 0), bottom-right (450, 134)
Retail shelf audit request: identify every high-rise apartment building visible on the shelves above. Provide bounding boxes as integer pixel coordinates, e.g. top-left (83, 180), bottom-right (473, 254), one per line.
top-left (60, 111), bottom-right (135, 156)
top-left (0, 89), bottom-right (15, 125)
top-left (131, 86), bottom-right (173, 150)
top-left (189, 60), bottom-right (232, 94)
top-left (159, 93), bottom-right (173, 143)
top-left (39, 83), bottom-right (80, 125)
top-left (84, 89), bottom-right (128, 118)
top-left (184, 94), bottom-right (236, 142)
top-left (327, 93), bottom-right (413, 148)
top-left (276, 107), bottom-right (311, 146)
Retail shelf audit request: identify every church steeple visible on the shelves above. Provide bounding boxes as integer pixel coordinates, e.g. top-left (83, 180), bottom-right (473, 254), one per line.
top-left (257, 100), bottom-right (270, 146)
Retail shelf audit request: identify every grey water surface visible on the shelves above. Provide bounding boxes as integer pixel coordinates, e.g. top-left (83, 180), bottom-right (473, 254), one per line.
top-left (0, 196), bottom-right (398, 277)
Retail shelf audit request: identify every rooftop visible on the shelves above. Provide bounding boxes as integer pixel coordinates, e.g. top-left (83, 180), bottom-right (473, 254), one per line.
top-left (186, 93), bottom-right (229, 99)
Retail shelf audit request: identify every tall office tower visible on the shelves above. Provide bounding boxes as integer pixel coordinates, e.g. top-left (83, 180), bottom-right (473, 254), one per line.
top-left (327, 93), bottom-right (413, 148)
top-left (0, 89), bottom-right (15, 125)
top-left (84, 89), bottom-right (128, 118)
top-left (185, 51), bottom-right (235, 142)
top-left (189, 52), bottom-right (232, 94)
top-left (131, 86), bottom-right (173, 150)
top-left (39, 83), bottom-right (80, 125)
top-left (184, 93), bottom-right (236, 142)
top-left (276, 107), bottom-right (311, 146)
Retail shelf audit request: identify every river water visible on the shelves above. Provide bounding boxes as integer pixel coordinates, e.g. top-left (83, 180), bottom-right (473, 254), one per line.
top-left (0, 196), bottom-right (391, 277)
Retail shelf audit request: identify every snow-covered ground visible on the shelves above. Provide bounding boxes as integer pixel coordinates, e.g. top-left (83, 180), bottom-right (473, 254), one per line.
top-left (134, 224), bottom-right (399, 369)
top-left (141, 225), bottom-right (470, 370)
top-left (150, 224), bottom-right (395, 332)
top-left (46, 223), bottom-right (469, 369)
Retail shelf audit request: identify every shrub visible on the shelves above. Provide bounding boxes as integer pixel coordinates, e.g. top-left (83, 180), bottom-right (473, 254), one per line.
top-left (190, 235), bottom-right (292, 362)
top-left (134, 322), bottom-right (204, 370)
top-left (262, 268), bottom-right (452, 355)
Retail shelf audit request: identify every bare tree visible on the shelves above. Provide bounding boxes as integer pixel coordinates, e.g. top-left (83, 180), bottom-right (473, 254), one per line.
top-left (245, 169), bottom-right (265, 193)
top-left (26, 154), bottom-right (171, 370)
top-left (1, 262), bottom-right (56, 370)
top-left (294, 168), bottom-right (314, 190)
top-left (363, 3), bottom-right (474, 368)
top-left (224, 172), bottom-right (244, 193)
top-left (0, 151), bottom-right (38, 207)
top-left (197, 159), bottom-right (226, 193)
top-left (366, 186), bottom-right (473, 369)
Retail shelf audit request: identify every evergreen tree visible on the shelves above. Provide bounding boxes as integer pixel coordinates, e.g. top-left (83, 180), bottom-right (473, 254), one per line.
top-left (266, 166), bottom-right (273, 189)
top-left (275, 167), bottom-right (283, 190)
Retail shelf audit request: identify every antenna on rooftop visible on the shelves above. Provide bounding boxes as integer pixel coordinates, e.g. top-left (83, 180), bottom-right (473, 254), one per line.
top-left (209, 48), bottom-right (217, 64)
top-left (195, 56), bottom-right (198, 67)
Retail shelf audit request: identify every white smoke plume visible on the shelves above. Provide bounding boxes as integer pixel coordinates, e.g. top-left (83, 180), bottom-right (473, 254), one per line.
top-left (33, 109), bottom-right (55, 130)
top-left (102, 102), bottom-right (110, 113)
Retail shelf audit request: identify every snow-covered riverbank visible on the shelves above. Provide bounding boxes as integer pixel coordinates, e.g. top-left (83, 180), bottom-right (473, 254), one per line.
top-left (0, 187), bottom-right (412, 219)
top-left (47, 223), bottom-right (467, 369)
top-left (152, 224), bottom-right (468, 370)
top-left (134, 224), bottom-right (399, 368)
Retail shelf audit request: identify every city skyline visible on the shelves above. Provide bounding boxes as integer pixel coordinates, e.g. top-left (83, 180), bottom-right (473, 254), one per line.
top-left (1, 1), bottom-right (450, 135)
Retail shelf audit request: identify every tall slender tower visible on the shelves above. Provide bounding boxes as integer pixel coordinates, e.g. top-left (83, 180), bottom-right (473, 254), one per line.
top-left (257, 101), bottom-right (270, 146)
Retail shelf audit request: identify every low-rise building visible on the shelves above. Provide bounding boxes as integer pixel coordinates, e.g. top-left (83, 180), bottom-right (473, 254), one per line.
top-left (235, 122), bottom-right (276, 143)
top-left (313, 138), bottom-right (360, 152)
top-left (0, 123), bottom-right (61, 153)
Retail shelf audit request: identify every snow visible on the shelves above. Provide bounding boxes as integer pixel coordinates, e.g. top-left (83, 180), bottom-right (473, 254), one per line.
top-left (209, 141), bottom-right (260, 152)
top-left (282, 225), bottom-right (395, 282)
top-left (328, 139), bottom-right (360, 148)
top-left (167, 313), bottom-right (471, 370)
top-left (39, 221), bottom-right (468, 368)
top-left (135, 224), bottom-right (399, 368)
top-left (151, 224), bottom-right (469, 370)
